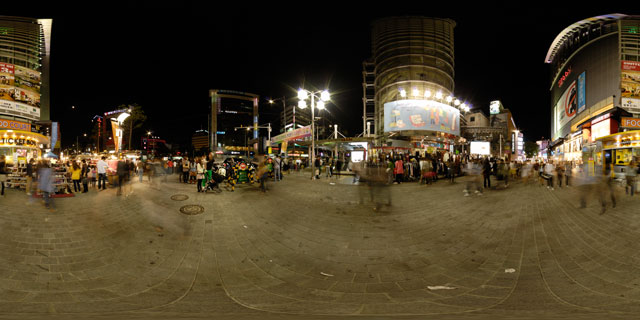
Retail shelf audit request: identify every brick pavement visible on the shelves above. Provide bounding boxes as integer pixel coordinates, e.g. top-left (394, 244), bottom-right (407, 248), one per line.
top-left (0, 172), bottom-right (638, 319)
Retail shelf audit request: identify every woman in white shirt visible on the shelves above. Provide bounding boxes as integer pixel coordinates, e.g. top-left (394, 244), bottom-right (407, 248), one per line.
top-left (196, 157), bottom-right (205, 192)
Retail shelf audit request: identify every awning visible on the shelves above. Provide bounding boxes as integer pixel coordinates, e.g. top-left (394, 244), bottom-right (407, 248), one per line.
top-left (549, 138), bottom-right (565, 149)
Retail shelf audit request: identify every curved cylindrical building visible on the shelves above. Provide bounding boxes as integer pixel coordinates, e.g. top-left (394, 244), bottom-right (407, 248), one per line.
top-left (0, 16), bottom-right (50, 121)
top-left (545, 14), bottom-right (640, 171)
top-left (370, 16), bottom-right (461, 155)
top-left (0, 16), bottom-right (51, 164)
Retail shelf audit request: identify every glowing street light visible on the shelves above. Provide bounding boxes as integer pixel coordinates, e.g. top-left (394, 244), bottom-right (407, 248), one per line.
top-left (298, 87), bottom-right (331, 180)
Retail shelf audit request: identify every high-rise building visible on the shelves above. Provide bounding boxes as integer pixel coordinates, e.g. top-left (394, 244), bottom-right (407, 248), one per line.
top-left (0, 16), bottom-right (52, 165)
top-left (545, 14), bottom-right (640, 169)
top-left (0, 16), bottom-right (51, 122)
top-left (367, 16), bottom-right (465, 155)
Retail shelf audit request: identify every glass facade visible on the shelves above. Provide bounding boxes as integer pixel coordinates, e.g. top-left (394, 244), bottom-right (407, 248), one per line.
top-left (371, 17), bottom-right (456, 137)
top-left (0, 16), bottom-right (50, 121)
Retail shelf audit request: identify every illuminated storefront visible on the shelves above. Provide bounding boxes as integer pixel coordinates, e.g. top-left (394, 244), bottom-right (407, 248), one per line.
top-left (546, 14), bottom-right (640, 163)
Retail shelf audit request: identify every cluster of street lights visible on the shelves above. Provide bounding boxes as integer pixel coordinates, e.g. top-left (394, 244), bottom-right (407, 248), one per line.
top-left (398, 87), bottom-right (471, 112)
top-left (297, 88), bottom-right (330, 180)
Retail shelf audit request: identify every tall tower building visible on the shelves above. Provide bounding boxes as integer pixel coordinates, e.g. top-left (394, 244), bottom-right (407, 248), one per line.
top-left (0, 16), bottom-right (51, 122)
top-left (368, 17), bottom-right (460, 153)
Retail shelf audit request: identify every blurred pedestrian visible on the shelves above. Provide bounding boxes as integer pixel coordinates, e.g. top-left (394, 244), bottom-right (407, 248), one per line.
top-left (544, 161), bottom-right (555, 190)
top-left (274, 155), bottom-right (282, 182)
top-left (182, 158), bottom-right (190, 183)
top-left (483, 158), bottom-right (492, 189)
top-left (0, 155), bottom-right (6, 196)
top-left (116, 159), bottom-right (127, 196)
top-left (81, 159), bottom-right (89, 193)
top-left (556, 162), bottom-right (565, 188)
top-left (626, 160), bottom-right (637, 196)
top-left (25, 158), bottom-right (35, 196)
top-left (38, 160), bottom-right (55, 211)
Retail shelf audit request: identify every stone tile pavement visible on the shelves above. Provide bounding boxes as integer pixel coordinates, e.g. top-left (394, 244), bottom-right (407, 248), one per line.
top-left (0, 172), bottom-right (639, 319)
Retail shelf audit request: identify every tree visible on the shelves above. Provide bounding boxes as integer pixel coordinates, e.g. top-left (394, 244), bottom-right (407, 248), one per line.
top-left (121, 104), bottom-right (147, 150)
top-left (524, 141), bottom-right (539, 159)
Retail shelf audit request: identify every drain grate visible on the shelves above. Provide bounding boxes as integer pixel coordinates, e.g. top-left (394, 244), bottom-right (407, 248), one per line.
top-left (171, 194), bottom-right (189, 201)
top-left (180, 205), bottom-right (205, 215)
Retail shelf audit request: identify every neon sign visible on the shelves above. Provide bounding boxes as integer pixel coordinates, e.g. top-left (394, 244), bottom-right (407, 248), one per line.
top-left (558, 67), bottom-right (572, 88)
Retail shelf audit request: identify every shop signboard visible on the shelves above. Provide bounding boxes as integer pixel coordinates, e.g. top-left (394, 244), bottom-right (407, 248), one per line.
top-left (0, 119), bottom-right (30, 131)
top-left (384, 99), bottom-right (460, 136)
top-left (621, 117), bottom-right (640, 128)
top-left (621, 98), bottom-right (640, 113)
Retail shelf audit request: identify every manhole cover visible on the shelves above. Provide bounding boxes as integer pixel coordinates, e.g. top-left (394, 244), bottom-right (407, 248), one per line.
top-left (180, 205), bottom-right (204, 215)
top-left (171, 194), bottom-right (189, 201)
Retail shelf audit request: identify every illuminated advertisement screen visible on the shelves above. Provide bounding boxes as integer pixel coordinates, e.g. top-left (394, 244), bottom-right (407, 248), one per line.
top-left (0, 63), bottom-right (41, 121)
top-left (621, 61), bottom-right (640, 113)
top-left (384, 99), bottom-right (460, 136)
top-left (591, 119), bottom-right (611, 141)
top-left (470, 141), bottom-right (490, 155)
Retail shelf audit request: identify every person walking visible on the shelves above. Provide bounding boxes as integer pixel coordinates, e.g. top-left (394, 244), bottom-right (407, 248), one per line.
top-left (97, 156), bottom-right (109, 190)
top-left (25, 158), bottom-right (35, 196)
top-left (196, 157), bottom-right (205, 192)
top-left (81, 159), bottom-right (89, 193)
top-left (257, 157), bottom-right (269, 192)
top-left (38, 160), bottom-right (55, 211)
top-left (116, 159), bottom-right (127, 196)
top-left (394, 156), bottom-right (404, 184)
top-left (274, 155), bottom-right (282, 182)
top-left (314, 157), bottom-right (321, 180)
top-left (544, 161), bottom-right (555, 190)
top-left (0, 155), bottom-right (7, 196)
top-left (71, 161), bottom-right (82, 193)
top-left (137, 159), bottom-right (144, 183)
top-left (482, 158), bottom-right (492, 189)
top-left (626, 160), bottom-right (637, 196)
top-left (556, 162), bottom-right (565, 188)
top-left (182, 158), bottom-right (190, 183)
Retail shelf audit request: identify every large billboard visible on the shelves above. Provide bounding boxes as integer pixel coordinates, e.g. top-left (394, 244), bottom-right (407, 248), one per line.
top-left (0, 62), bottom-right (41, 121)
top-left (384, 99), bottom-right (460, 136)
top-left (470, 141), bottom-right (490, 155)
top-left (621, 61), bottom-right (640, 113)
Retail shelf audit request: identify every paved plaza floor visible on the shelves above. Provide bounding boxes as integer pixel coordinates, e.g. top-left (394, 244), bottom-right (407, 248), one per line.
top-left (1, 172), bottom-right (640, 319)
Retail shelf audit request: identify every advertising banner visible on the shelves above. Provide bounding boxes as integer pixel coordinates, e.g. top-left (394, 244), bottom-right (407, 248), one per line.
top-left (0, 63), bottom-right (14, 86)
top-left (555, 80), bottom-right (578, 129)
top-left (622, 61), bottom-right (640, 113)
top-left (271, 125), bottom-right (312, 143)
top-left (0, 63), bottom-right (41, 120)
top-left (384, 99), bottom-right (460, 136)
top-left (577, 72), bottom-right (586, 113)
top-left (470, 141), bottom-right (490, 155)
top-left (14, 65), bottom-right (40, 93)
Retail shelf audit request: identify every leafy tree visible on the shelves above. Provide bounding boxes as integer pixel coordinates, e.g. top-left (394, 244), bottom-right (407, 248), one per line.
top-left (121, 104), bottom-right (147, 150)
top-left (524, 141), bottom-right (539, 158)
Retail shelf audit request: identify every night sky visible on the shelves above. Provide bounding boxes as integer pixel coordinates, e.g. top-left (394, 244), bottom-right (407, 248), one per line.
top-left (5, 2), bottom-right (633, 148)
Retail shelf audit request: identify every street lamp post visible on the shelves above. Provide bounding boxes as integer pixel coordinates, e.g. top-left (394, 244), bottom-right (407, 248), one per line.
top-left (298, 89), bottom-right (330, 180)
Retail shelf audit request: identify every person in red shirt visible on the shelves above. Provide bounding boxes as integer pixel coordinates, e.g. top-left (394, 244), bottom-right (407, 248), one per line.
top-left (394, 156), bottom-right (404, 184)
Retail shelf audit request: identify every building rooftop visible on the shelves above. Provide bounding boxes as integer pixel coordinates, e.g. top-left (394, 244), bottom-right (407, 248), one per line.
top-left (544, 13), bottom-right (626, 64)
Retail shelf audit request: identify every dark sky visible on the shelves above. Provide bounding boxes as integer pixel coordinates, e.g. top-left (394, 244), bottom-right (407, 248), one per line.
top-left (6, 2), bottom-right (633, 148)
